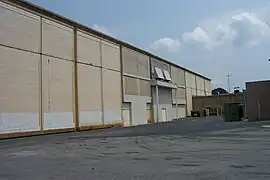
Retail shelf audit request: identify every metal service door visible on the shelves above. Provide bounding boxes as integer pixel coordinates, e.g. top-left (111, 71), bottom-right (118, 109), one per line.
top-left (161, 108), bottom-right (167, 122)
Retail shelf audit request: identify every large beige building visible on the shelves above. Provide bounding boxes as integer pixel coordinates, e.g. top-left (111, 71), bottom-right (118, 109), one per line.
top-left (0, 0), bottom-right (211, 138)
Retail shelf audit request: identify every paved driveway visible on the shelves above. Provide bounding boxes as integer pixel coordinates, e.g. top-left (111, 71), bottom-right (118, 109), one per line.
top-left (1, 117), bottom-right (270, 180)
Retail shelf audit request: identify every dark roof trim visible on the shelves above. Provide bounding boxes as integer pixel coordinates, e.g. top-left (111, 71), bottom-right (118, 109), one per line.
top-left (193, 92), bottom-right (244, 98)
top-left (9, 0), bottom-right (210, 80)
top-left (246, 80), bottom-right (270, 84)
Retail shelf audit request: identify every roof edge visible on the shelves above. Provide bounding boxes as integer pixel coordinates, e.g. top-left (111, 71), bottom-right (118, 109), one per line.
top-left (8, 0), bottom-right (211, 80)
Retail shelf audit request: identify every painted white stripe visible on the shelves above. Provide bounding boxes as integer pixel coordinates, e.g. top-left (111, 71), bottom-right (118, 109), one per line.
top-left (0, 113), bottom-right (40, 134)
top-left (104, 109), bottom-right (122, 125)
top-left (79, 111), bottom-right (102, 126)
top-left (43, 112), bottom-right (73, 130)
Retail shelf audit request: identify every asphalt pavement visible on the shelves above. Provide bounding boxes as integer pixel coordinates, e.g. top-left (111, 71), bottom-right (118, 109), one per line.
top-left (1, 116), bottom-right (270, 180)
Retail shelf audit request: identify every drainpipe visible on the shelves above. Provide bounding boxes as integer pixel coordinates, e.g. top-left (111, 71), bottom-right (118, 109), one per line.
top-left (175, 88), bottom-right (178, 120)
top-left (156, 85), bottom-right (159, 123)
top-left (243, 91), bottom-right (247, 119)
top-left (258, 102), bottom-right (261, 121)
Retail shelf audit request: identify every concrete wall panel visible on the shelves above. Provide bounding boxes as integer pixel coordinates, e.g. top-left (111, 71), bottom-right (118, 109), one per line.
top-left (185, 72), bottom-right (196, 89)
top-left (124, 76), bottom-right (138, 95)
top-left (197, 90), bottom-right (206, 96)
top-left (122, 47), bottom-right (150, 78)
top-left (102, 40), bottom-right (120, 71)
top-left (172, 105), bottom-right (186, 119)
top-left (102, 69), bottom-right (122, 124)
top-left (122, 47), bottom-right (137, 75)
top-left (205, 80), bottom-right (212, 93)
top-left (42, 19), bottom-right (73, 60)
top-left (186, 88), bottom-right (193, 116)
top-left (43, 112), bottom-right (73, 130)
top-left (172, 89), bottom-right (176, 100)
top-left (196, 76), bottom-right (205, 90)
top-left (0, 3), bottom-right (40, 52)
top-left (42, 56), bottom-right (74, 130)
top-left (192, 88), bottom-right (197, 96)
top-left (0, 46), bottom-right (40, 133)
top-left (171, 66), bottom-right (185, 86)
top-left (177, 88), bottom-right (186, 99)
top-left (0, 113), bottom-right (40, 134)
top-left (139, 79), bottom-right (151, 97)
top-left (138, 53), bottom-right (150, 79)
top-left (172, 88), bottom-right (186, 100)
top-left (77, 31), bottom-right (101, 66)
top-left (78, 64), bottom-right (102, 126)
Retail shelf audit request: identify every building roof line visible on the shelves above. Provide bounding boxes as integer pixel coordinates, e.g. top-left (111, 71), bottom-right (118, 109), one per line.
top-left (8, 0), bottom-right (211, 80)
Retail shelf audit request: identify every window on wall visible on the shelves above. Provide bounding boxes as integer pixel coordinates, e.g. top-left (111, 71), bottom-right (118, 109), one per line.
top-left (154, 67), bottom-right (165, 79)
top-left (163, 70), bottom-right (172, 82)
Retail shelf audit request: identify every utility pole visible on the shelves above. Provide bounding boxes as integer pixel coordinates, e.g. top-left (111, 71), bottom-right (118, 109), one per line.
top-left (227, 74), bottom-right (231, 93)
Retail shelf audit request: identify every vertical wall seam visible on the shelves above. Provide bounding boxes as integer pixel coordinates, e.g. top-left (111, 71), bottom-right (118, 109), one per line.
top-left (149, 57), bottom-right (153, 99)
top-left (204, 79), bottom-right (206, 96)
top-left (48, 60), bottom-right (51, 112)
top-left (175, 89), bottom-right (179, 119)
top-left (100, 40), bottom-right (105, 125)
top-left (149, 57), bottom-right (154, 122)
top-left (120, 45), bottom-right (124, 123)
top-left (195, 76), bottom-right (198, 96)
top-left (39, 16), bottom-right (43, 131)
top-left (155, 85), bottom-right (159, 123)
top-left (137, 79), bottom-right (140, 96)
top-left (184, 72), bottom-right (188, 116)
top-left (73, 27), bottom-right (79, 130)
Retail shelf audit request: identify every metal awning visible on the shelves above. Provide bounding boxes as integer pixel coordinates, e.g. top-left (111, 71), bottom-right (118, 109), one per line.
top-left (151, 80), bottom-right (177, 89)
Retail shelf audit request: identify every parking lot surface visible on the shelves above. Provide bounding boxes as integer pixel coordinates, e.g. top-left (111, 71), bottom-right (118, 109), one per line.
top-left (1, 117), bottom-right (270, 180)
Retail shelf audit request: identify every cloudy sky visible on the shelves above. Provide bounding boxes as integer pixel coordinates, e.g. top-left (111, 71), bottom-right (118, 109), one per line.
top-left (28, 0), bottom-right (270, 90)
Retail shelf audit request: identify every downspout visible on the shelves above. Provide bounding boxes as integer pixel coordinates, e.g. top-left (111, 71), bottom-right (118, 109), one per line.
top-left (175, 88), bottom-right (178, 119)
top-left (156, 85), bottom-right (159, 123)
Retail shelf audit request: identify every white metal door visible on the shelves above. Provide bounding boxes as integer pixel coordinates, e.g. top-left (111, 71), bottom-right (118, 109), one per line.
top-left (161, 108), bottom-right (167, 122)
top-left (122, 109), bottom-right (131, 126)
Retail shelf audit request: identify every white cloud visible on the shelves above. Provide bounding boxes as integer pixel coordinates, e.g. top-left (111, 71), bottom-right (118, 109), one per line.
top-left (182, 10), bottom-right (270, 50)
top-left (150, 8), bottom-right (270, 52)
top-left (92, 24), bottom-right (111, 35)
top-left (148, 5), bottom-right (270, 89)
top-left (182, 27), bottom-right (217, 50)
top-left (150, 37), bottom-right (181, 53)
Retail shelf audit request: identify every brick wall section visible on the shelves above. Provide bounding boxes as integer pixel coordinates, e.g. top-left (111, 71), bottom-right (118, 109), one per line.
top-left (192, 93), bottom-right (245, 111)
top-left (246, 80), bottom-right (270, 121)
